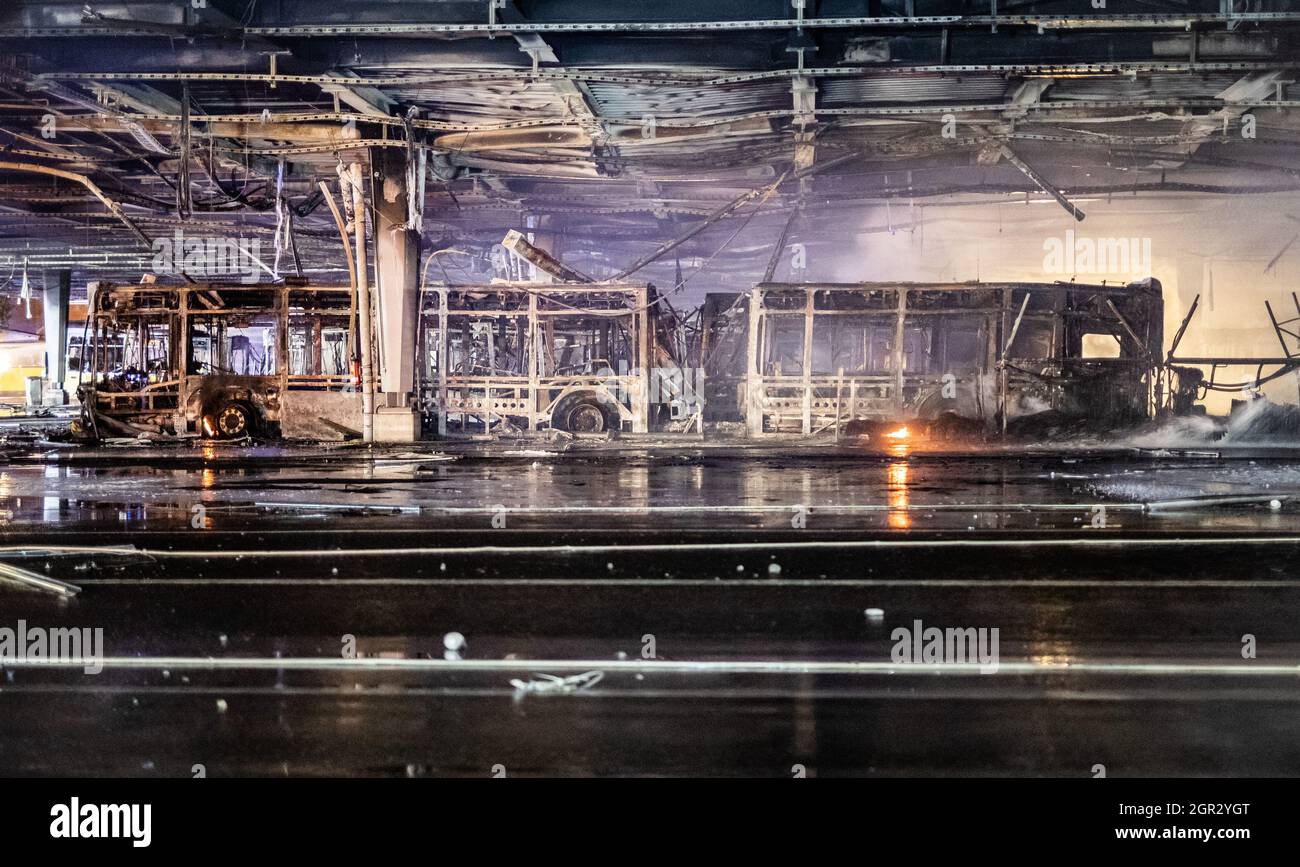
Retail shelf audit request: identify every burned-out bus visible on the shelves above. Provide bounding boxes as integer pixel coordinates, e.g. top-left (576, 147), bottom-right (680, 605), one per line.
top-left (703, 278), bottom-right (1194, 437)
top-left (79, 278), bottom-right (692, 441)
top-left (417, 282), bottom-right (691, 435)
top-left (77, 280), bottom-right (361, 439)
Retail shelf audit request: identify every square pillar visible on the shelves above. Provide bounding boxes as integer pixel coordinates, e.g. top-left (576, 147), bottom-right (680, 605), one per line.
top-left (368, 147), bottom-right (422, 440)
top-left (42, 270), bottom-right (70, 405)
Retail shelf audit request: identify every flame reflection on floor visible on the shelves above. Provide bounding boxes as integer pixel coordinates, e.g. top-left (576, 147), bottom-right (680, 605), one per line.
top-left (887, 459), bottom-right (911, 529)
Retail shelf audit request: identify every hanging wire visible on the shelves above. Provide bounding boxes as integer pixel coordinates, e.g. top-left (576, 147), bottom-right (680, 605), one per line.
top-left (176, 82), bottom-right (193, 220)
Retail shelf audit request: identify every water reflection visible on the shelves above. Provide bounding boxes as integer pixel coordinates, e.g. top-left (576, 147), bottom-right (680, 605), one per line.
top-left (883, 441), bottom-right (915, 530)
top-left (887, 458), bottom-right (911, 530)
top-left (0, 451), bottom-right (1295, 536)
top-left (1027, 640), bottom-right (1076, 667)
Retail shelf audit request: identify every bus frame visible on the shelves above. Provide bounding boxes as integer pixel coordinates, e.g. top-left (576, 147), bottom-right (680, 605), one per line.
top-left (417, 282), bottom-right (657, 435)
top-left (736, 278), bottom-right (1183, 436)
top-left (79, 280), bottom-right (361, 440)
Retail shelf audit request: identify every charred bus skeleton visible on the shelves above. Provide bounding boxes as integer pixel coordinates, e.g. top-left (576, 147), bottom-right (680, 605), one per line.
top-left (417, 282), bottom-right (677, 435)
top-left (79, 276), bottom-right (1193, 442)
top-left (703, 278), bottom-right (1193, 437)
top-left (78, 281), bottom-right (361, 440)
top-left (80, 279), bottom-right (683, 441)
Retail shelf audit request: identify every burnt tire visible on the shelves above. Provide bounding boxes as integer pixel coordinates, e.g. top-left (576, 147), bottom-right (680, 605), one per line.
top-left (212, 401), bottom-right (256, 439)
top-left (551, 392), bottom-right (618, 434)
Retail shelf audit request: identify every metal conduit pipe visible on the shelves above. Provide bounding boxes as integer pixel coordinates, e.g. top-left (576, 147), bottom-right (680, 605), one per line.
top-left (0, 160), bottom-right (153, 248)
top-left (348, 162), bottom-right (375, 443)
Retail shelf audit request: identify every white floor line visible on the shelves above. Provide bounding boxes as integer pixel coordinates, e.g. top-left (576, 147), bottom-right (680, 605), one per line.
top-left (74, 578), bottom-right (1300, 588)
top-left (82, 535), bottom-right (1300, 558)
top-left (5, 657), bottom-right (1299, 676)
top-left (252, 502), bottom-right (1151, 514)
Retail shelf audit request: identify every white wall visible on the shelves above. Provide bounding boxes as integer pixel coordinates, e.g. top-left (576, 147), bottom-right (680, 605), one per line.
top-left (777, 191), bottom-right (1300, 413)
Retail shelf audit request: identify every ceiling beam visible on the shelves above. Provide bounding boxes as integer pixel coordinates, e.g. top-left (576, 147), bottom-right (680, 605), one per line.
top-left (319, 71), bottom-right (397, 118)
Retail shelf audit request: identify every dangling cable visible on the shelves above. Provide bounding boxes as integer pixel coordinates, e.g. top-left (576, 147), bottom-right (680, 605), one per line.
top-left (336, 158), bottom-right (355, 230)
top-left (20, 257), bottom-right (31, 319)
top-left (176, 82), bottom-right (192, 220)
top-left (403, 107), bottom-right (425, 232)
top-left (272, 158), bottom-right (287, 278)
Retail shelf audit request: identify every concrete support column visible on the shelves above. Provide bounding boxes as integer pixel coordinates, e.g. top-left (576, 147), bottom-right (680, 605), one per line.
top-left (368, 147), bottom-right (422, 441)
top-left (42, 269), bottom-right (70, 405)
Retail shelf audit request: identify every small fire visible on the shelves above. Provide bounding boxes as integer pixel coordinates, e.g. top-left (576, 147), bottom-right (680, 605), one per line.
top-left (884, 426), bottom-right (910, 439)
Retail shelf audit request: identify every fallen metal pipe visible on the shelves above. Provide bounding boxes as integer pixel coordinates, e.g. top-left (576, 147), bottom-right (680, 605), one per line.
top-left (502, 229), bottom-right (592, 283)
top-left (1146, 494), bottom-right (1289, 512)
top-left (998, 144), bottom-right (1086, 221)
top-left (762, 206), bottom-right (800, 283)
top-left (0, 561), bottom-right (81, 596)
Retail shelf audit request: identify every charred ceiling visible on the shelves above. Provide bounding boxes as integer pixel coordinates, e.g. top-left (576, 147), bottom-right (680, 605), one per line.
top-left (1, 1), bottom-right (1299, 296)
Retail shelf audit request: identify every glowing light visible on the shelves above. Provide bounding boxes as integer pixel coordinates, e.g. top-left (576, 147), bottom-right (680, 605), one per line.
top-left (887, 461), bottom-right (911, 530)
top-left (1028, 640), bottom-right (1076, 667)
top-left (885, 426), bottom-right (909, 439)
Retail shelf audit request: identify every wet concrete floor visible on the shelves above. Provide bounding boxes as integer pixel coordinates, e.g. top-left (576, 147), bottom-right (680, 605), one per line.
top-left (2, 441), bottom-right (1300, 776)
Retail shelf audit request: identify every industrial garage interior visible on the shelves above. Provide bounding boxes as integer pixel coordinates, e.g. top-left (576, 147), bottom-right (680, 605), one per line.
top-left (4, 0), bottom-right (1300, 803)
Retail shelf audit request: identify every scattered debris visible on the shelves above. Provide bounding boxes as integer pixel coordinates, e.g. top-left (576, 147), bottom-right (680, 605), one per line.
top-left (443, 632), bottom-right (466, 660)
top-left (1146, 494), bottom-right (1292, 512)
top-left (373, 451), bottom-right (445, 465)
top-left (253, 501), bottom-right (421, 514)
top-left (509, 670), bottom-right (604, 697)
top-left (1132, 447), bottom-right (1221, 459)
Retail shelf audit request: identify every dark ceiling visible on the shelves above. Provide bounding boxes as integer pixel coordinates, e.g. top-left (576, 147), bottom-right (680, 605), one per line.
top-left (2, 1), bottom-right (1299, 297)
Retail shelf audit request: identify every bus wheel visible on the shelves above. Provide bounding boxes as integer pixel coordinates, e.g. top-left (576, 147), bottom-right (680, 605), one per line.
top-left (552, 392), bottom-right (616, 434)
top-left (213, 401), bottom-right (256, 439)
